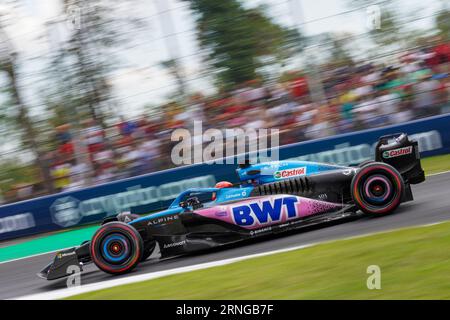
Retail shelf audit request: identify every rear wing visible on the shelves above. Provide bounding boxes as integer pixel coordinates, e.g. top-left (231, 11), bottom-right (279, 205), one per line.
top-left (375, 133), bottom-right (425, 184)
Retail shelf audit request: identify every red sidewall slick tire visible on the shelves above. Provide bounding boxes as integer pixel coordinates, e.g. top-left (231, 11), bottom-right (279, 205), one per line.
top-left (351, 162), bottom-right (404, 215)
top-left (90, 222), bottom-right (143, 275)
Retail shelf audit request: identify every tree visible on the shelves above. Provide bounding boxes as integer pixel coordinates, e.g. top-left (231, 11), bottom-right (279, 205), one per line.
top-left (160, 59), bottom-right (187, 99)
top-left (435, 8), bottom-right (450, 41)
top-left (48, 0), bottom-right (146, 129)
top-left (185, 0), bottom-right (304, 89)
top-left (0, 20), bottom-right (54, 192)
top-left (47, 1), bottom-right (111, 128)
top-left (310, 32), bottom-right (355, 67)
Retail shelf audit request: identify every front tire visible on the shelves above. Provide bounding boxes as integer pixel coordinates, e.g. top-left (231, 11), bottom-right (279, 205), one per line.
top-left (90, 222), bottom-right (143, 275)
top-left (351, 162), bottom-right (405, 215)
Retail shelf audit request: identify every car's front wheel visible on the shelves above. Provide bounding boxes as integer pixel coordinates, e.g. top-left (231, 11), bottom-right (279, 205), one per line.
top-left (90, 222), bottom-right (143, 275)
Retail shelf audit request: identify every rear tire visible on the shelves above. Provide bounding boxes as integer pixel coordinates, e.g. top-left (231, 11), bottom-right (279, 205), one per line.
top-left (351, 162), bottom-right (404, 215)
top-left (358, 160), bottom-right (374, 167)
top-left (90, 222), bottom-right (143, 275)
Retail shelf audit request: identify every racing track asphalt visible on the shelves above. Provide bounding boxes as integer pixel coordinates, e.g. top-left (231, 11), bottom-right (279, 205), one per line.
top-left (1, 172), bottom-right (450, 299)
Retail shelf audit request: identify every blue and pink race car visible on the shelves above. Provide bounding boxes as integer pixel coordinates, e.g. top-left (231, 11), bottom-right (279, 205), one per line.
top-left (39, 133), bottom-right (425, 280)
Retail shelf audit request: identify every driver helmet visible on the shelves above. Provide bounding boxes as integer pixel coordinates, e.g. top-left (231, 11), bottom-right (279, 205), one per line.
top-left (215, 181), bottom-right (233, 189)
top-left (212, 181), bottom-right (233, 201)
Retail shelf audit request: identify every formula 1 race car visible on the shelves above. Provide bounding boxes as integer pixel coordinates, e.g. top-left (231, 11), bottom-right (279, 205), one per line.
top-left (39, 133), bottom-right (425, 280)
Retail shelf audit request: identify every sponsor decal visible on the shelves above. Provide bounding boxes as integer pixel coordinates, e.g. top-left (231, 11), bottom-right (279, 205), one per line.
top-left (232, 196), bottom-right (299, 226)
top-left (250, 226), bottom-right (272, 236)
top-left (318, 193), bottom-right (328, 200)
top-left (147, 214), bottom-right (179, 226)
top-left (163, 240), bottom-right (186, 249)
top-left (224, 190), bottom-right (247, 200)
top-left (215, 211), bottom-right (228, 217)
top-left (0, 213), bottom-right (35, 234)
top-left (274, 167), bottom-right (306, 179)
top-left (50, 196), bottom-right (81, 228)
top-left (225, 192), bottom-right (242, 199)
top-left (382, 146), bottom-right (413, 158)
top-left (57, 251), bottom-right (76, 259)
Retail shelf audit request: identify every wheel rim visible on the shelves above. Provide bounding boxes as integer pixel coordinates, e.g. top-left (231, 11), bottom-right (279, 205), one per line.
top-left (356, 171), bottom-right (399, 211)
top-left (100, 233), bottom-right (132, 264)
top-left (362, 174), bottom-right (393, 204)
top-left (352, 164), bottom-right (404, 215)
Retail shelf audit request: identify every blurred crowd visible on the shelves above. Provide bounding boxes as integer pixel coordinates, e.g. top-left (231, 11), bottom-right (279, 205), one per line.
top-left (5, 41), bottom-right (450, 201)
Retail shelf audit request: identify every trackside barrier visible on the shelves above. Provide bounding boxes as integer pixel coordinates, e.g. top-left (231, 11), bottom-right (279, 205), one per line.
top-left (0, 114), bottom-right (449, 240)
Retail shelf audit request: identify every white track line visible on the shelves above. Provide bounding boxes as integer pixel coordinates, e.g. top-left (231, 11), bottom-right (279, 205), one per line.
top-left (426, 169), bottom-right (450, 177)
top-left (0, 248), bottom-right (72, 265)
top-left (12, 220), bottom-right (449, 300)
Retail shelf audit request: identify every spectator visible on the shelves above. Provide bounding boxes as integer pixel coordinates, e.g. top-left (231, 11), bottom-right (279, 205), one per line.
top-left (51, 161), bottom-right (71, 192)
top-left (63, 159), bottom-right (91, 192)
top-left (413, 74), bottom-right (441, 118)
top-left (375, 88), bottom-right (402, 124)
top-left (82, 119), bottom-right (105, 157)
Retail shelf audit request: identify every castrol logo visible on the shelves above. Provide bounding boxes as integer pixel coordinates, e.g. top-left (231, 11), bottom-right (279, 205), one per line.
top-left (274, 167), bottom-right (306, 179)
top-left (382, 146), bottom-right (413, 158)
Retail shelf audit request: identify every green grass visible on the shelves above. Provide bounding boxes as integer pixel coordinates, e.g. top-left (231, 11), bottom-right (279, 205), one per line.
top-left (69, 221), bottom-right (450, 300)
top-left (422, 153), bottom-right (450, 175)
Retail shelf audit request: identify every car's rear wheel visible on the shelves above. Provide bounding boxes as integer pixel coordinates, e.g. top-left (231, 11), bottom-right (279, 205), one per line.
top-left (90, 222), bottom-right (143, 275)
top-left (351, 162), bottom-right (404, 215)
top-left (358, 160), bottom-right (374, 167)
